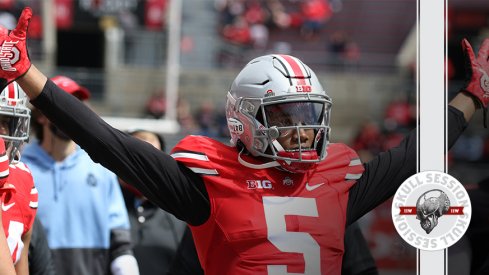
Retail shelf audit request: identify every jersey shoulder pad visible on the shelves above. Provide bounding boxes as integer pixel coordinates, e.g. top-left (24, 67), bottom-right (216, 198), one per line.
top-left (170, 135), bottom-right (237, 177)
top-left (9, 162), bottom-right (35, 190)
top-left (319, 143), bottom-right (364, 181)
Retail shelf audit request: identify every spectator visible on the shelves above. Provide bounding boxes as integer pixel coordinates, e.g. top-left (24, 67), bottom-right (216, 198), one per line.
top-left (351, 120), bottom-right (384, 162)
top-left (0, 82), bottom-right (38, 275)
top-left (121, 129), bottom-right (186, 275)
top-left (195, 100), bottom-right (218, 137)
top-left (22, 76), bottom-right (139, 275)
top-left (28, 217), bottom-right (56, 275)
top-left (300, 0), bottom-right (332, 39)
top-left (244, 0), bottom-right (269, 49)
top-left (383, 99), bottom-right (416, 131)
top-left (176, 98), bottom-right (197, 134)
top-left (222, 15), bottom-right (252, 46)
top-left (328, 31), bottom-right (361, 68)
top-left (144, 92), bottom-right (166, 119)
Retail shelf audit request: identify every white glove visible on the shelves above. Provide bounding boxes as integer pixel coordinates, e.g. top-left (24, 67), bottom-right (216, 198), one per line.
top-left (110, 254), bottom-right (140, 275)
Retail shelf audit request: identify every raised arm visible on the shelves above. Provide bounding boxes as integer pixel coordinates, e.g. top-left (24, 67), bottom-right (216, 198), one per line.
top-left (0, 8), bottom-right (211, 225)
top-left (16, 64), bottom-right (46, 100)
top-left (345, 37), bottom-right (489, 224)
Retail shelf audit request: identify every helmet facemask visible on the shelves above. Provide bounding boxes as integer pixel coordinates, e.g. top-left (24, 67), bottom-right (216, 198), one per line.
top-left (228, 93), bottom-right (332, 173)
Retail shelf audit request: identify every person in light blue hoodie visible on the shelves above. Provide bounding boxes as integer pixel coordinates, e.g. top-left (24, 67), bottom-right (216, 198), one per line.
top-left (22, 76), bottom-right (139, 275)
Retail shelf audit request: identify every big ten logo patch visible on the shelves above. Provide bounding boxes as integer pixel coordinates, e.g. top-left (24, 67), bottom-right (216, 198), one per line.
top-left (247, 180), bottom-right (273, 190)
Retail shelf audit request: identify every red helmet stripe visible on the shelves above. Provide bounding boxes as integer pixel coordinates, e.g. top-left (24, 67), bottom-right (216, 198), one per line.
top-left (278, 55), bottom-right (307, 85)
top-left (7, 83), bottom-right (17, 106)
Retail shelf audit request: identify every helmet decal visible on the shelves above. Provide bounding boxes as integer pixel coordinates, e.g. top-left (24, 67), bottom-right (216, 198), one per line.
top-left (228, 118), bottom-right (244, 135)
top-left (6, 82), bottom-right (20, 106)
top-left (272, 54), bottom-right (311, 86)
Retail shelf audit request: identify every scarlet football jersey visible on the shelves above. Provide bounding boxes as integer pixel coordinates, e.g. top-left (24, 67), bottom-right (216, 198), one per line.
top-left (1, 162), bottom-right (37, 264)
top-left (171, 136), bottom-right (364, 275)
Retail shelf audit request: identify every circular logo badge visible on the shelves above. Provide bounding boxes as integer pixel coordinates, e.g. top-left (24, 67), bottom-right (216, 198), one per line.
top-left (391, 171), bottom-right (471, 251)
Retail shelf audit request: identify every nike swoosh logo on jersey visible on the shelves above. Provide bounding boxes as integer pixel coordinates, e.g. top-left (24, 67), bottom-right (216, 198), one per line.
top-left (2, 202), bottom-right (15, 211)
top-left (305, 182), bottom-right (325, 191)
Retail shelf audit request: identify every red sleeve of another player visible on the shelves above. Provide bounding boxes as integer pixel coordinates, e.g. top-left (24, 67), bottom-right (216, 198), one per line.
top-left (16, 163), bottom-right (37, 233)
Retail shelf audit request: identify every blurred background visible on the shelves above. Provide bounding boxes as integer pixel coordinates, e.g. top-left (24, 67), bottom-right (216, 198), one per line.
top-left (2, 0), bottom-right (488, 274)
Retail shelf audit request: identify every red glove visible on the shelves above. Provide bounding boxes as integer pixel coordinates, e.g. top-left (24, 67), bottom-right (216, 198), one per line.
top-left (461, 38), bottom-right (489, 126)
top-left (0, 7), bottom-right (32, 90)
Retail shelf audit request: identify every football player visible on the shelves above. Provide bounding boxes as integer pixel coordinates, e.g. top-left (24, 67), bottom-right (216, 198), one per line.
top-left (1, 8), bottom-right (487, 274)
top-left (0, 81), bottom-right (38, 275)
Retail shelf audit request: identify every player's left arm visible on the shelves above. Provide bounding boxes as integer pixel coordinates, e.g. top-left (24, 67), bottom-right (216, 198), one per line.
top-left (345, 38), bottom-right (487, 224)
top-left (346, 105), bottom-right (468, 225)
top-left (15, 227), bottom-right (32, 275)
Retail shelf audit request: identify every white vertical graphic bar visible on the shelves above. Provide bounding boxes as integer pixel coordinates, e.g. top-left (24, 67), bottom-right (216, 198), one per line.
top-left (418, 0), bottom-right (446, 274)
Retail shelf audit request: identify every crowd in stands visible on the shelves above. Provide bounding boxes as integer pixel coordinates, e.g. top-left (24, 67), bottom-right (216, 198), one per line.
top-left (350, 98), bottom-right (415, 163)
top-left (215, 0), bottom-right (342, 66)
top-left (215, 0), bottom-right (334, 44)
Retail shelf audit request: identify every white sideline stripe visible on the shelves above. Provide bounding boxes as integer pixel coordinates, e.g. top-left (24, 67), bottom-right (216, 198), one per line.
top-left (349, 159), bottom-right (362, 166)
top-left (31, 188), bottom-right (38, 195)
top-left (29, 201), bottom-right (38, 208)
top-left (345, 173), bottom-right (362, 180)
top-left (188, 167), bottom-right (218, 175)
top-left (171, 152), bottom-right (209, 161)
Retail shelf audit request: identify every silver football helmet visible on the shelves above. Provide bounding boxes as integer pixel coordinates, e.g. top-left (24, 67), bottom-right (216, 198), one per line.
top-left (226, 54), bottom-right (332, 173)
top-left (0, 82), bottom-right (30, 163)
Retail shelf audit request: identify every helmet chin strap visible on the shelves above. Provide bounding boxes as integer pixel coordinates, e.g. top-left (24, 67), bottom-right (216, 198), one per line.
top-left (272, 139), bottom-right (296, 165)
top-left (237, 147), bottom-right (281, 170)
top-left (11, 149), bottom-right (20, 164)
top-left (237, 138), bottom-right (295, 170)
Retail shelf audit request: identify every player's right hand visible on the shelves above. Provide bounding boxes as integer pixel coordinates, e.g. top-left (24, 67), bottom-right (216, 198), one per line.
top-left (0, 7), bottom-right (32, 91)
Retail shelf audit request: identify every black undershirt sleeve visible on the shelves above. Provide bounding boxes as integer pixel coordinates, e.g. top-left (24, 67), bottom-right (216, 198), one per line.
top-left (109, 228), bottom-right (134, 261)
top-left (30, 80), bottom-right (210, 226)
top-left (346, 106), bottom-right (468, 225)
